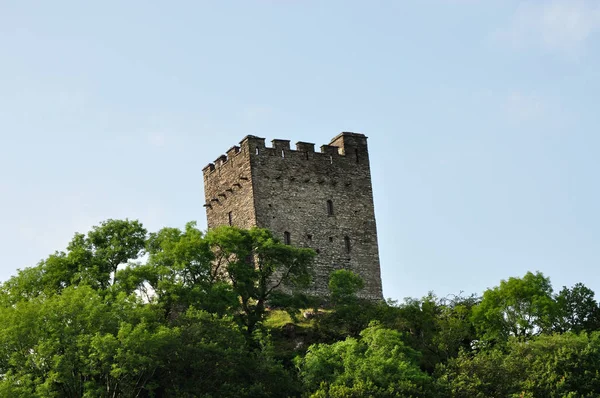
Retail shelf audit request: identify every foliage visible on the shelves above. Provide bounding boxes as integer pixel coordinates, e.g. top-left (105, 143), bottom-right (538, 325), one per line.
top-left (328, 269), bottom-right (365, 305)
top-left (472, 271), bottom-right (556, 342)
top-left (439, 332), bottom-right (600, 398)
top-left (297, 322), bottom-right (438, 397)
top-left (0, 285), bottom-right (170, 396)
top-left (205, 226), bottom-right (316, 338)
top-left (0, 219), bottom-right (147, 305)
top-left (0, 281), bottom-right (298, 397)
top-left (119, 221), bottom-right (238, 317)
top-left (2, 219), bottom-right (600, 396)
top-left (554, 283), bottom-right (600, 333)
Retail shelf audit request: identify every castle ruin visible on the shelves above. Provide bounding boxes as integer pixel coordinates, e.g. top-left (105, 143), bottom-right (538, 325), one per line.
top-left (202, 132), bottom-right (383, 300)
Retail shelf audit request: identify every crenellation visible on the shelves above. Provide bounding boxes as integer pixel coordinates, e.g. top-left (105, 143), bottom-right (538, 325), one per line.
top-left (240, 135), bottom-right (266, 155)
top-left (204, 133), bottom-right (372, 175)
top-left (226, 145), bottom-right (241, 159)
top-left (271, 139), bottom-right (291, 152)
top-left (202, 163), bottom-right (215, 174)
top-left (295, 141), bottom-right (315, 153)
top-left (319, 144), bottom-right (339, 155)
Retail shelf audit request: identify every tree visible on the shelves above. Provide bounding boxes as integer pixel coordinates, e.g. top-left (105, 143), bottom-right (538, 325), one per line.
top-left (297, 322), bottom-right (438, 397)
top-left (439, 332), bottom-right (600, 398)
top-left (0, 285), bottom-right (176, 396)
top-left (328, 269), bottom-right (365, 305)
top-left (554, 283), bottom-right (600, 333)
top-left (70, 218), bottom-right (147, 288)
top-left (314, 270), bottom-right (372, 339)
top-left (0, 283), bottom-right (297, 397)
top-left (471, 271), bottom-right (556, 342)
top-left (206, 226), bottom-right (316, 339)
top-left (119, 221), bottom-right (238, 317)
top-left (156, 308), bottom-right (301, 397)
top-left (0, 220), bottom-right (146, 304)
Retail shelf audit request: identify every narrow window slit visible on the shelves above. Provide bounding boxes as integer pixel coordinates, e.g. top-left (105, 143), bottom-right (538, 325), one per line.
top-left (284, 231), bottom-right (291, 245)
top-left (327, 200), bottom-right (334, 216)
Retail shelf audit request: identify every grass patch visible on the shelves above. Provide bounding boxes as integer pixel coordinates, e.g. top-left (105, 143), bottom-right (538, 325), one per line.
top-left (264, 310), bottom-right (295, 329)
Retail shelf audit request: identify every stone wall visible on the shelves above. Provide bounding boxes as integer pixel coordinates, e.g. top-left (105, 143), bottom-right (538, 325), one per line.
top-left (202, 132), bottom-right (383, 300)
top-left (202, 140), bottom-right (256, 230)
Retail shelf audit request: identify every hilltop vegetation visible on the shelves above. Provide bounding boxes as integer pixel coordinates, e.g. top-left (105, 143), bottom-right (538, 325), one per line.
top-left (1, 219), bottom-right (600, 397)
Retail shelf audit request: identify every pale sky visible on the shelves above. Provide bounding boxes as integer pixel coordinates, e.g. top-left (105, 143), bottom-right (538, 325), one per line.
top-left (1, 0), bottom-right (599, 301)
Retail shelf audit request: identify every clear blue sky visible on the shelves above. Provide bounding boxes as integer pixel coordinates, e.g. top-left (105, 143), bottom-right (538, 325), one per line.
top-left (1, 0), bottom-right (599, 301)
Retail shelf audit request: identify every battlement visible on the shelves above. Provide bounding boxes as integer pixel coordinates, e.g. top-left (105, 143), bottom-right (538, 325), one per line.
top-left (202, 132), bottom-right (368, 175)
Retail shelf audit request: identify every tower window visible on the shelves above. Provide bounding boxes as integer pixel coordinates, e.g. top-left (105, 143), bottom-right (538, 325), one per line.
top-left (344, 236), bottom-right (351, 253)
top-left (307, 234), bottom-right (313, 241)
top-left (281, 149), bottom-right (285, 158)
top-left (355, 148), bottom-right (359, 163)
top-left (255, 147), bottom-right (259, 155)
top-left (327, 200), bottom-right (334, 216)
top-left (228, 211), bottom-right (233, 226)
top-left (305, 151), bottom-right (309, 160)
top-left (284, 231), bottom-right (291, 245)
top-left (329, 237), bottom-right (333, 243)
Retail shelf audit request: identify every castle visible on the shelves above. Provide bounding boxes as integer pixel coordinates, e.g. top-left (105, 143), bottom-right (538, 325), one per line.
top-left (202, 132), bottom-right (383, 300)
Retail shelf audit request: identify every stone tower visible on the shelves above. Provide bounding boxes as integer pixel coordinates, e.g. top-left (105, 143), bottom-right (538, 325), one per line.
top-left (202, 132), bottom-right (383, 300)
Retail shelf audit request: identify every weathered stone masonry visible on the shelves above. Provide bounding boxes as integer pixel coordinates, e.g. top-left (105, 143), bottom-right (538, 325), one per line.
top-left (202, 132), bottom-right (383, 300)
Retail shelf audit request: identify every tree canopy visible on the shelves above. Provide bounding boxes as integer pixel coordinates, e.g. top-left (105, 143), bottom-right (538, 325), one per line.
top-left (1, 218), bottom-right (599, 397)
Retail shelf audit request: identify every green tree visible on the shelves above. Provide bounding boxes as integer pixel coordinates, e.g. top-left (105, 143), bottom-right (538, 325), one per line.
top-left (297, 322), bottom-right (438, 397)
top-left (206, 226), bottom-right (315, 339)
top-left (118, 221), bottom-right (238, 318)
top-left (0, 219), bottom-right (147, 303)
top-left (431, 293), bottom-right (478, 365)
top-left (328, 269), bottom-right (365, 305)
top-left (0, 285), bottom-right (175, 396)
top-left (554, 283), bottom-right (600, 333)
top-left (70, 218), bottom-right (147, 289)
top-left (471, 271), bottom-right (556, 342)
top-left (439, 332), bottom-right (600, 398)
top-left (0, 220), bottom-right (311, 396)
top-left (156, 308), bottom-right (301, 397)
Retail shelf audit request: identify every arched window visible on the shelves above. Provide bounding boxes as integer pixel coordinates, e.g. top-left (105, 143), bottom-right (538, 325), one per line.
top-left (344, 236), bottom-right (351, 253)
top-left (284, 231), bottom-right (291, 245)
top-left (327, 200), bottom-right (334, 216)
